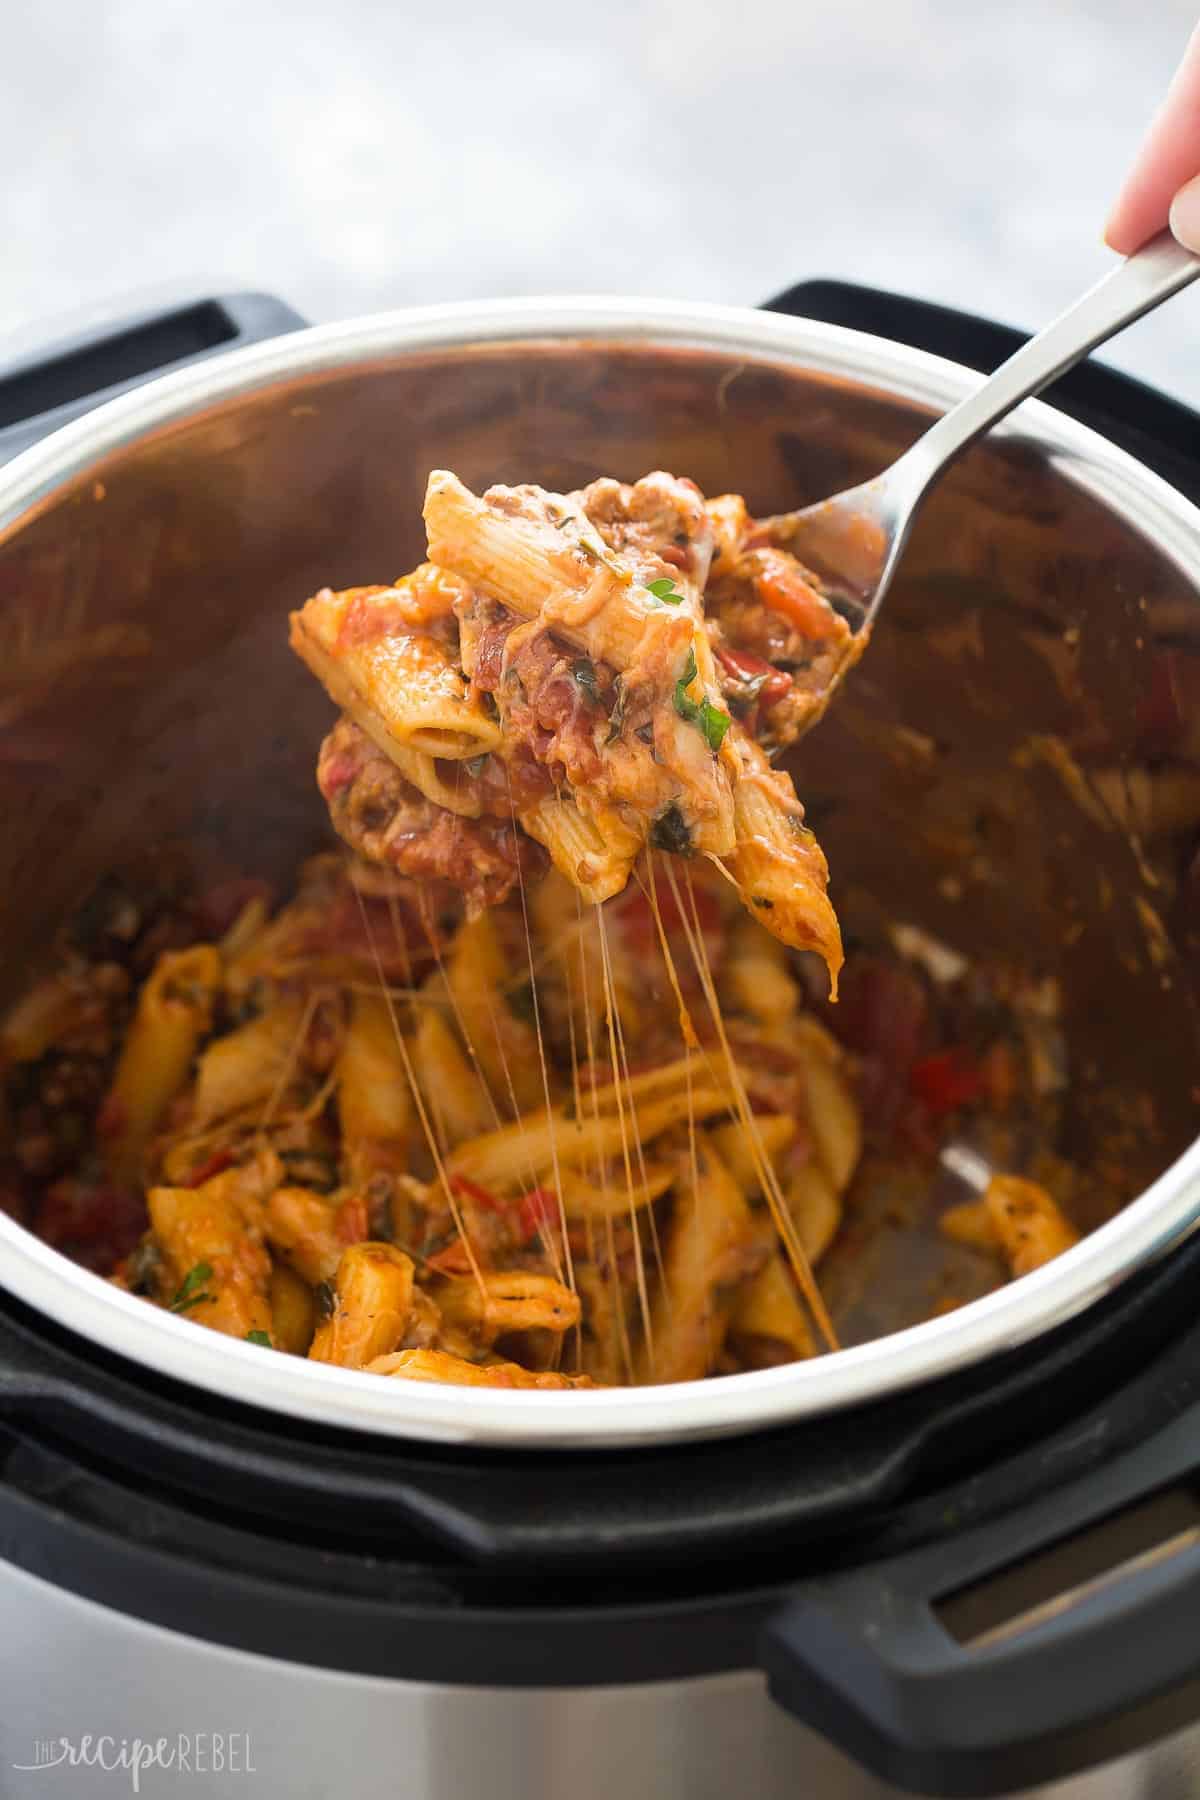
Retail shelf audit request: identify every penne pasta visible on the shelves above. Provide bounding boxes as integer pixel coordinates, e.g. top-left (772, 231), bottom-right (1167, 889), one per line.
top-left (101, 945), bottom-right (222, 1188)
top-left (556, 1161), bottom-right (674, 1220)
top-left (785, 1161), bottom-right (843, 1267)
top-left (366, 1348), bottom-right (595, 1389)
top-left (290, 584), bottom-right (501, 762)
top-left (414, 1001), bottom-right (495, 1146)
top-left (193, 993), bottom-right (308, 1127)
top-left (433, 1271), bottom-right (581, 1344)
top-left (263, 1185), bottom-right (345, 1286)
top-left (709, 1115), bottom-right (797, 1197)
top-left (724, 729), bottom-right (844, 994)
top-left (336, 990), bottom-right (413, 1177)
top-left (308, 1242), bottom-right (416, 1368)
top-left (638, 1135), bottom-right (757, 1384)
top-left (942, 1175), bottom-right (1080, 1280)
top-left (443, 912), bottom-right (543, 1112)
top-left (148, 1158), bottom-right (278, 1341)
top-left (518, 791), bottom-right (644, 907)
top-left (792, 1018), bottom-right (862, 1194)
top-left (728, 1251), bottom-right (817, 1365)
top-left (719, 915), bottom-right (800, 1025)
top-left (447, 1083), bottom-right (738, 1193)
top-left (269, 1260), bottom-right (316, 1354)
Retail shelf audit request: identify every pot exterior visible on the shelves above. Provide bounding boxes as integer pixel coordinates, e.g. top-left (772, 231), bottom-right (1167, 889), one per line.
top-left (1, 1559), bottom-right (1196, 1800)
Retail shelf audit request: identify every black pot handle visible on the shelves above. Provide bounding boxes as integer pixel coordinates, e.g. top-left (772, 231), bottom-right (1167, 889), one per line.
top-left (0, 290), bottom-right (307, 465)
top-left (761, 277), bottom-right (1200, 507)
top-left (762, 1392), bottom-right (1200, 1797)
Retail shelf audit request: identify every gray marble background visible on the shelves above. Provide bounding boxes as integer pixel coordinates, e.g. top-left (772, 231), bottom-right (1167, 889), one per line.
top-left (2, 1), bottom-right (1199, 405)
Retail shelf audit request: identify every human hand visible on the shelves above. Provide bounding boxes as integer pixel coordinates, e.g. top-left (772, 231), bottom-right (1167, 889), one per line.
top-left (1107, 22), bottom-right (1200, 255)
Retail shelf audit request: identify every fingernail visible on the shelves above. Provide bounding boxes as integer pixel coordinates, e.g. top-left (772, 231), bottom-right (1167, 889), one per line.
top-left (1169, 174), bottom-right (1200, 253)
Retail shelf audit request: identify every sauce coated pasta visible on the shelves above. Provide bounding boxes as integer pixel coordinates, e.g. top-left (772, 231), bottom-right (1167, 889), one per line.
top-left (0, 466), bottom-right (1086, 1392)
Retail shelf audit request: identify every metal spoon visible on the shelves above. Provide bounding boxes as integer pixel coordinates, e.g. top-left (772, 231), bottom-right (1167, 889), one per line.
top-left (760, 229), bottom-right (1200, 643)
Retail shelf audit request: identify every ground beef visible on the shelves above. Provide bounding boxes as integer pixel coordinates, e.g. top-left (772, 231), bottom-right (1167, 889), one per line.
top-left (317, 718), bottom-right (544, 913)
top-left (576, 471), bottom-right (714, 588)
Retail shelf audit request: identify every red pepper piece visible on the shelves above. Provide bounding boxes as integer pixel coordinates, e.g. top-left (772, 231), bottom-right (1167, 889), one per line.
top-left (909, 1049), bottom-right (984, 1116)
top-left (185, 1148), bottom-right (235, 1187)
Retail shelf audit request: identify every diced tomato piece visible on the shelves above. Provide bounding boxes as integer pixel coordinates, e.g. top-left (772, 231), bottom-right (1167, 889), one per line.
top-left (185, 1148), bottom-right (235, 1187)
top-left (753, 550), bottom-right (840, 640)
top-left (36, 1178), bottom-right (146, 1267)
top-left (715, 645), bottom-right (793, 710)
top-left (334, 1193), bottom-right (370, 1244)
top-left (425, 1237), bottom-right (476, 1275)
top-left (449, 1173), bottom-right (504, 1214)
top-left (909, 1049), bottom-right (984, 1116)
top-left (517, 1187), bottom-right (559, 1243)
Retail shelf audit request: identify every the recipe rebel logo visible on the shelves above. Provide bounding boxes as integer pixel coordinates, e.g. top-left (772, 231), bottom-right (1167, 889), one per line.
top-left (11, 1733), bottom-right (257, 1791)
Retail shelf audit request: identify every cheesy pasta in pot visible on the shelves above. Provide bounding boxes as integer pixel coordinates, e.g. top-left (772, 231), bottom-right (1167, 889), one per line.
top-left (0, 467), bottom-right (1083, 1392)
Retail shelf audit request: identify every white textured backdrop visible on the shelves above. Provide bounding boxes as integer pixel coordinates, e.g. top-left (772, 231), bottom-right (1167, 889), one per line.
top-left (3, 1), bottom-right (1199, 402)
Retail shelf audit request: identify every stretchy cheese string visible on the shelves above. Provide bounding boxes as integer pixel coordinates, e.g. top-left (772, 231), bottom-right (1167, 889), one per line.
top-left (353, 885), bottom-right (486, 1292)
top-left (596, 906), bottom-right (654, 1368)
top-left (665, 858), bottom-right (837, 1353)
top-left (507, 769), bottom-right (574, 1304)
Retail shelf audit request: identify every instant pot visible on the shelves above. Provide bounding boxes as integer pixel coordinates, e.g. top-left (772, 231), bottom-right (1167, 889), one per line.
top-left (1, 282), bottom-right (1200, 1800)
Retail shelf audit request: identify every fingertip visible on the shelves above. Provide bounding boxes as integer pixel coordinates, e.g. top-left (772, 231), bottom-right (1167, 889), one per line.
top-left (1103, 189), bottom-right (1140, 256)
top-left (1168, 173), bottom-right (1200, 254)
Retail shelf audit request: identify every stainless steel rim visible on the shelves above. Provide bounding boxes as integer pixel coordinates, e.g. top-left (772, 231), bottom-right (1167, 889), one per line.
top-left (1, 294), bottom-right (1198, 1450)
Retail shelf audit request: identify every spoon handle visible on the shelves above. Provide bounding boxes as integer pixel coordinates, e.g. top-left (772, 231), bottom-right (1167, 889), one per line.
top-left (903, 230), bottom-right (1200, 489)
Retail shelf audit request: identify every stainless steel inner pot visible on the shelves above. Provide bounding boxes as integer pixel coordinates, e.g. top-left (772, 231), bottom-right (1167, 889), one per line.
top-left (1, 297), bottom-right (1198, 1449)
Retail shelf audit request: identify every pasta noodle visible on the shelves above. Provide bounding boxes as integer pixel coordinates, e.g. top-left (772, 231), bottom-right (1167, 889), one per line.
top-left (308, 1241), bottom-right (416, 1368)
top-left (101, 945), bottom-right (222, 1187)
top-left (290, 583), bottom-right (501, 762)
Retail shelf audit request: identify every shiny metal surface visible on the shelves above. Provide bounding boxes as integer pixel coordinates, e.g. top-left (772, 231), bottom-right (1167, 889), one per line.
top-left (0, 297), bottom-right (1198, 1448)
top-left (775, 229), bottom-right (1200, 636)
top-left (4, 1560), bottom-right (1200, 1800)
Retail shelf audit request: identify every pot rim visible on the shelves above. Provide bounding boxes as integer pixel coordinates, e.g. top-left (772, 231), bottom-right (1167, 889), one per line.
top-left (1, 293), bottom-right (1198, 1451)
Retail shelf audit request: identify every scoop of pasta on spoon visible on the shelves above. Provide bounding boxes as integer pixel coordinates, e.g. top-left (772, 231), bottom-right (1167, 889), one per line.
top-left (757, 228), bottom-right (1200, 715)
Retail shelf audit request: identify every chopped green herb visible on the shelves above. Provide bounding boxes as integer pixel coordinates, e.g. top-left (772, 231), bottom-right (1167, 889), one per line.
top-left (245, 1329), bottom-right (272, 1347)
top-left (672, 650), bottom-right (731, 750)
top-left (698, 698), bottom-right (732, 751)
top-left (649, 804), bottom-right (693, 856)
top-left (673, 647), bottom-right (700, 720)
top-left (169, 1262), bottom-right (214, 1313)
top-left (572, 659), bottom-right (601, 706)
top-left (605, 676), bottom-right (629, 745)
top-left (646, 576), bottom-right (685, 605)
